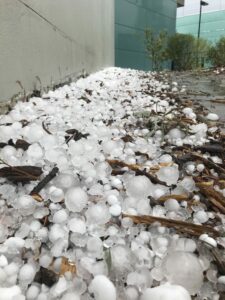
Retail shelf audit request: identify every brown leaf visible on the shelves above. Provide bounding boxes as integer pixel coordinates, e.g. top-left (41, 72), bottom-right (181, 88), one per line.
top-left (0, 166), bottom-right (43, 183)
top-left (121, 135), bottom-right (134, 143)
top-left (34, 267), bottom-right (58, 287)
top-left (31, 193), bottom-right (44, 202)
top-left (59, 257), bottom-right (76, 276)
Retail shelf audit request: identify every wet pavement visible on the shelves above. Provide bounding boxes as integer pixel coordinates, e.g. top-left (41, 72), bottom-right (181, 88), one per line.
top-left (170, 70), bottom-right (225, 129)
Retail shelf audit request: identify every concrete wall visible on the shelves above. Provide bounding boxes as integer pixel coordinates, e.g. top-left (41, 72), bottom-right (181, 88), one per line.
top-left (0, 0), bottom-right (114, 104)
top-left (115, 0), bottom-right (177, 70)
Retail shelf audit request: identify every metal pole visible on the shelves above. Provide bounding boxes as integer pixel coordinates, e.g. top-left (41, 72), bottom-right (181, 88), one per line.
top-left (198, 1), bottom-right (203, 39)
top-left (197, 1), bottom-right (203, 67)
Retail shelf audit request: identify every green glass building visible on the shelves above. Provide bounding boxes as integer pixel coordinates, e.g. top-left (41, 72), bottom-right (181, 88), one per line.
top-left (177, 0), bottom-right (225, 43)
top-left (115, 0), bottom-right (180, 70)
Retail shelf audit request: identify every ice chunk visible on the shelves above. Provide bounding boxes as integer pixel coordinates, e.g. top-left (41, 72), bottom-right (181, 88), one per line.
top-left (51, 277), bottom-right (68, 298)
top-left (124, 287), bottom-right (139, 300)
top-left (4, 237), bottom-right (25, 251)
top-left (65, 187), bottom-right (88, 212)
top-left (68, 218), bottom-right (86, 234)
top-left (89, 275), bottom-right (116, 300)
top-left (26, 285), bottom-right (40, 299)
top-left (19, 263), bottom-right (36, 284)
top-left (52, 209), bottom-right (68, 223)
top-left (194, 210), bottom-right (209, 224)
top-left (156, 166), bottom-right (179, 185)
top-left (0, 255), bottom-right (8, 267)
top-left (27, 143), bottom-right (43, 160)
top-left (0, 224), bottom-right (8, 243)
top-left (162, 251), bottom-right (203, 295)
top-left (126, 270), bottom-right (150, 290)
top-left (87, 237), bottom-right (103, 258)
top-left (39, 253), bottom-right (52, 268)
top-left (111, 245), bottom-right (132, 274)
top-left (165, 199), bottom-right (180, 211)
top-left (61, 293), bottom-right (80, 300)
top-left (16, 195), bottom-right (36, 216)
top-left (55, 173), bottom-right (79, 189)
top-left (51, 238), bottom-right (68, 257)
top-left (168, 128), bottom-right (185, 140)
top-left (199, 234), bottom-right (217, 248)
top-left (49, 187), bottom-right (64, 203)
top-left (125, 176), bottom-right (153, 198)
top-left (85, 203), bottom-right (110, 225)
top-left (4, 262), bottom-right (19, 276)
top-left (172, 238), bottom-right (196, 252)
top-left (49, 224), bottom-right (68, 243)
top-left (207, 113), bottom-right (219, 121)
top-left (0, 286), bottom-right (23, 300)
top-left (141, 283), bottom-right (191, 300)
top-left (109, 204), bottom-right (122, 217)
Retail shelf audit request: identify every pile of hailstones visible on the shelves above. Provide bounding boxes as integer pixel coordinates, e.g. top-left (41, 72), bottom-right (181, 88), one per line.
top-left (0, 67), bottom-right (223, 300)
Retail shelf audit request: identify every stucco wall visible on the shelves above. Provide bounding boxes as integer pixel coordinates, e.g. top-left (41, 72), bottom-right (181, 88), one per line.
top-left (0, 0), bottom-right (114, 104)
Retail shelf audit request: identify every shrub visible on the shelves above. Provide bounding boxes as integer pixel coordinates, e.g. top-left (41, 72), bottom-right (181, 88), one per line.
top-left (208, 37), bottom-right (225, 67)
top-left (145, 28), bottom-right (168, 71)
top-left (166, 33), bottom-right (195, 70)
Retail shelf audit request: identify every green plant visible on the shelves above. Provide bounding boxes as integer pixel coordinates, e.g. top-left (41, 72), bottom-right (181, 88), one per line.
top-left (166, 33), bottom-right (210, 71)
top-left (208, 37), bottom-right (225, 67)
top-left (194, 38), bottom-right (210, 69)
top-left (167, 33), bottom-right (195, 70)
top-left (145, 28), bottom-right (168, 71)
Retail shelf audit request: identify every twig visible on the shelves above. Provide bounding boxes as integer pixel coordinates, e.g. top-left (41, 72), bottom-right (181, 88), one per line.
top-left (30, 167), bottom-right (59, 195)
top-left (158, 194), bottom-right (189, 202)
top-left (42, 121), bottom-right (52, 135)
top-left (210, 99), bottom-right (225, 104)
top-left (123, 213), bottom-right (219, 237)
top-left (176, 152), bottom-right (225, 177)
top-left (107, 159), bottom-right (168, 186)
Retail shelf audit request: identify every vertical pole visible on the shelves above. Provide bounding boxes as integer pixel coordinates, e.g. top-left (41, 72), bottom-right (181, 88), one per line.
top-left (197, 1), bottom-right (202, 67)
top-left (198, 1), bottom-right (203, 39)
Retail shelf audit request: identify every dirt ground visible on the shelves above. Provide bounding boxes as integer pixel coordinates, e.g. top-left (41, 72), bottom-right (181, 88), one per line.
top-left (170, 69), bottom-right (225, 131)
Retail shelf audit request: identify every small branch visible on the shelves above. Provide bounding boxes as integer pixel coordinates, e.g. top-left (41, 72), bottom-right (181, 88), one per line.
top-left (123, 213), bottom-right (219, 237)
top-left (30, 167), bottom-right (59, 195)
top-left (107, 159), bottom-right (168, 186)
top-left (42, 121), bottom-right (52, 135)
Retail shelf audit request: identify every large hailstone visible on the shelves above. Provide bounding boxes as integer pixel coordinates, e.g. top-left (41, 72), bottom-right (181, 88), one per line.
top-left (0, 286), bottom-right (23, 300)
top-left (89, 275), bottom-right (116, 300)
top-left (65, 187), bottom-right (88, 212)
top-left (156, 165), bottom-right (179, 185)
top-left (141, 283), bottom-right (191, 300)
top-left (125, 176), bottom-right (153, 198)
top-left (162, 251), bottom-right (203, 295)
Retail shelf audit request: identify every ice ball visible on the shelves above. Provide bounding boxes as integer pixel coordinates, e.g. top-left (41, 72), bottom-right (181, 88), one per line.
top-left (141, 283), bottom-right (191, 300)
top-left (85, 203), bottom-right (110, 225)
top-left (125, 176), bottom-right (153, 198)
top-left (16, 195), bottom-right (36, 216)
top-left (207, 113), bottom-right (219, 121)
top-left (89, 275), bottom-right (116, 300)
top-left (162, 251), bottom-right (203, 295)
top-left (19, 263), bottom-right (36, 284)
top-left (156, 166), bottom-right (179, 185)
top-left (65, 187), bottom-right (88, 212)
top-left (68, 217), bottom-right (86, 234)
